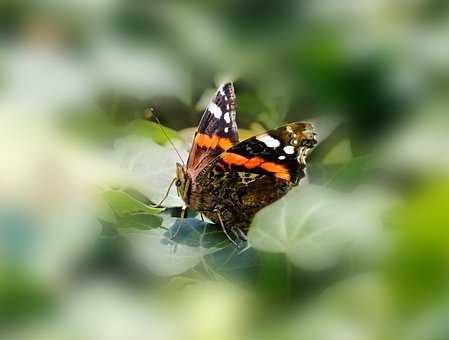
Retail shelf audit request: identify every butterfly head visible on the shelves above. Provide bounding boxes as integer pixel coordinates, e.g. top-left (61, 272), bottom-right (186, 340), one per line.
top-left (175, 163), bottom-right (190, 202)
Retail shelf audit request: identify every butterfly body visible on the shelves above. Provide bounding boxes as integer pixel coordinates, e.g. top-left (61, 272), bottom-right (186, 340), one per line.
top-left (176, 83), bottom-right (317, 235)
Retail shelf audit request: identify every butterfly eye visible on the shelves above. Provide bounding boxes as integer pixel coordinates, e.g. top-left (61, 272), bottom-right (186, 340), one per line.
top-left (175, 179), bottom-right (182, 187)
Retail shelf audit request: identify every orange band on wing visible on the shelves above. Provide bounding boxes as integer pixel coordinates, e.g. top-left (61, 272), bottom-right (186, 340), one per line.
top-left (210, 134), bottom-right (219, 148)
top-left (218, 138), bottom-right (233, 150)
top-left (221, 152), bottom-right (248, 166)
top-left (260, 162), bottom-right (289, 174)
top-left (195, 133), bottom-right (233, 150)
top-left (195, 133), bottom-right (211, 148)
top-left (220, 153), bottom-right (291, 181)
top-left (274, 172), bottom-right (291, 181)
top-left (244, 156), bottom-right (264, 169)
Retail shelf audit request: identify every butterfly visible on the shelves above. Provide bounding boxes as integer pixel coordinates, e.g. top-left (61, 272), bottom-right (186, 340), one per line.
top-left (176, 82), bottom-right (317, 240)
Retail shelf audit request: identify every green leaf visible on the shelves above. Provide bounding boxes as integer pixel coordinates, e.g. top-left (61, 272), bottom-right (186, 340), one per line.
top-left (114, 136), bottom-right (187, 207)
top-left (116, 213), bottom-right (163, 230)
top-left (102, 190), bottom-right (163, 217)
top-left (248, 184), bottom-right (387, 271)
top-left (204, 242), bottom-right (258, 281)
top-left (126, 120), bottom-right (180, 145)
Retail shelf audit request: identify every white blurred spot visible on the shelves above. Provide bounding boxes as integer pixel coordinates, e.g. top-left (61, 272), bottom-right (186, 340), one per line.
top-left (284, 146), bottom-right (295, 154)
top-left (224, 112), bottom-right (231, 123)
top-left (257, 135), bottom-right (280, 148)
top-left (208, 102), bottom-right (222, 118)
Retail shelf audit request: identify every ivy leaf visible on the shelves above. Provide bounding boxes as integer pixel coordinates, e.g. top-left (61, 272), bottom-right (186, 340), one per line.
top-left (116, 213), bottom-right (163, 230)
top-left (114, 136), bottom-right (187, 207)
top-left (102, 190), bottom-right (163, 217)
top-left (169, 218), bottom-right (257, 280)
top-left (204, 245), bottom-right (259, 281)
top-left (248, 183), bottom-right (387, 271)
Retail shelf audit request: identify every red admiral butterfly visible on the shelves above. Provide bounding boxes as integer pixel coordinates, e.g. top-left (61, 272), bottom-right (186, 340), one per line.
top-left (176, 83), bottom-right (317, 240)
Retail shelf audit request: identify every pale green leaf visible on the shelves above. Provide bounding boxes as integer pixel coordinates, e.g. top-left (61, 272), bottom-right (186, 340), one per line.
top-left (102, 190), bottom-right (163, 217)
top-left (114, 136), bottom-right (188, 207)
top-left (116, 213), bottom-right (163, 230)
top-left (248, 183), bottom-right (388, 271)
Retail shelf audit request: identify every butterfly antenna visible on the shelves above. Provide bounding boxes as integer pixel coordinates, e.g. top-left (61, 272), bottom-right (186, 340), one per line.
top-left (147, 108), bottom-right (186, 167)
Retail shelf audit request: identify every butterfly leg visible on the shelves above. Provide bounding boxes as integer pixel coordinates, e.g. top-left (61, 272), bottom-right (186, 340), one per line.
top-left (230, 228), bottom-right (244, 246)
top-left (154, 177), bottom-right (176, 207)
top-left (236, 228), bottom-right (248, 241)
top-left (216, 210), bottom-right (238, 246)
top-left (170, 205), bottom-right (186, 240)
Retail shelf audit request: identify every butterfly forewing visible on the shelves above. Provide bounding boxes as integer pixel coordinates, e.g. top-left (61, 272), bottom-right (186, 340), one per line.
top-left (187, 83), bottom-right (239, 172)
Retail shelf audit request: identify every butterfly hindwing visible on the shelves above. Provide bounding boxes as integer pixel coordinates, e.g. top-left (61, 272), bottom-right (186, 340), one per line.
top-left (208, 122), bottom-right (317, 183)
top-left (187, 83), bottom-right (239, 172)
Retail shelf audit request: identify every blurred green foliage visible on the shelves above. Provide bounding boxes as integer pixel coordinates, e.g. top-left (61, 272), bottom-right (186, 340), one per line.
top-left (1, 1), bottom-right (449, 339)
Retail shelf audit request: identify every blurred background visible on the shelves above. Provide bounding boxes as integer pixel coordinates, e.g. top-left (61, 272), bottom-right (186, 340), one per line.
top-left (1, 1), bottom-right (449, 339)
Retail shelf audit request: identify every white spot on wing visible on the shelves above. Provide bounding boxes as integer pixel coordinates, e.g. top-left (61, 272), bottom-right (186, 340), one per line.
top-left (208, 102), bottom-right (222, 118)
top-left (224, 127), bottom-right (229, 133)
top-left (278, 155), bottom-right (286, 160)
top-left (257, 134), bottom-right (281, 148)
top-left (224, 112), bottom-right (231, 123)
top-left (284, 146), bottom-right (295, 154)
